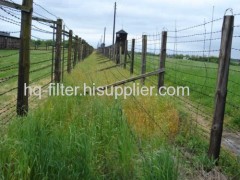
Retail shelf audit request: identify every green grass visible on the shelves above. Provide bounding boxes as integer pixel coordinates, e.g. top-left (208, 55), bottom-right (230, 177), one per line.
top-left (0, 52), bottom-right (179, 179)
top-left (132, 53), bottom-right (240, 130)
top-left (174, 101), bottom-right (240, 179)
top-left (124, 53), bottom-right (240, 178)
top-left (1, 51), bottom-right (239, 179)
top-left (0, 49), bottom-right (69, 111)
top-left (0, 94), bottom-right (178, 179)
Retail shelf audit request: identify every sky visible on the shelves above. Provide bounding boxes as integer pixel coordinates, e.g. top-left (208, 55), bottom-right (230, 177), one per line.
top-left (1, 0), bottom-right (240, 58)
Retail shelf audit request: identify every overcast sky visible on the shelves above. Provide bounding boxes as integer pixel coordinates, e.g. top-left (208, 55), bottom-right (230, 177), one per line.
top-left (1, 0), bottom-right (240, 58)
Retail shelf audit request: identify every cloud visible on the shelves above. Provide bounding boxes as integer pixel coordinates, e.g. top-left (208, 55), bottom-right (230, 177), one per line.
top-left (1, 0), bottom-right (240, 58)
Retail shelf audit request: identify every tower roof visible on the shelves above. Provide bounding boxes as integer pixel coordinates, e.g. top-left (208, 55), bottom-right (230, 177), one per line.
top-left (116, 29), bottom-right (127, 34)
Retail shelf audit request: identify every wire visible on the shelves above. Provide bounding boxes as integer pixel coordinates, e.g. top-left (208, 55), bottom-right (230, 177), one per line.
top-left (167, 30), bottom-right (221, 39)
top-left (0, 52), bottom-right (19, 59)
top-left (0, 15), bottom-right (21, 26)
top-left (33, 2), bottom-right (58, 19)
top-left (0, 74), bottom-right (18, 84)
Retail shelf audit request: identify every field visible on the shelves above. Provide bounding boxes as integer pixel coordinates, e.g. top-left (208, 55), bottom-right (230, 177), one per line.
top-left (132, 53), bottom-right (240, 130)
top-left (0, 51), bottom-right (239, 179)
top-left (0, 48), bottom-right (68, 122)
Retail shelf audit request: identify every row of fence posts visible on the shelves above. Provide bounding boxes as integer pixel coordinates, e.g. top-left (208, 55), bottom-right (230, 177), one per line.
top-left (100, 15), bottom-right (234, 162)
top-left (100, 33), bottom-right (166, 89)
top-left (6, 0), bottom-right (94, 117)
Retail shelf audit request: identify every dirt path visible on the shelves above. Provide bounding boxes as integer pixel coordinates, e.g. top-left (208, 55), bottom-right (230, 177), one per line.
top-left (197, 114), bottom-right (240, 156)
top-left (222, 132), bottom-right (240, 155)
top-left (182, 97), bottom-right (240, 156)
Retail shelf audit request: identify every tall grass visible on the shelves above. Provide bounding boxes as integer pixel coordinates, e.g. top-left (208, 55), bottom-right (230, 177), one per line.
top-left (0, 94), bottom-right (178, 179)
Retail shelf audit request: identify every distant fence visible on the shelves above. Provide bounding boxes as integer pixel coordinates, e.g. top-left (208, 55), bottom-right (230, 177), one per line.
top-left (99, 13), bottom-right (240, 161)
top-left (0, 0), bottom-right (94, 124)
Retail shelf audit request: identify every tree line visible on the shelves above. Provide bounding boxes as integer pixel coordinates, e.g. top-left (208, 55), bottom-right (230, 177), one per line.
top-left (31, 39), bottom-right (87, 50)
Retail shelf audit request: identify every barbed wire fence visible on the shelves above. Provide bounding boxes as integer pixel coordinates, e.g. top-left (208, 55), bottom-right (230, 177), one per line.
top-left (92, 49), bottom-right (213, 178)
top-left (0, 0), bottom-right (93, 126)
top-left (99, 12), bottom-right (240, 169)
top-left (164, 14), bottom-right (240, 163)
top-left (0, 2), bottom-right (21, 126)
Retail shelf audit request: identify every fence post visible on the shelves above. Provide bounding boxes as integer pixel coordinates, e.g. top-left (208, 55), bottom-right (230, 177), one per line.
top-left (158, 31), bottom-right (167, 90)
top-left (111, 46), bottom-right (114, 61)
top-left (78, 37), bottom-right (81, 62)
top-left (51, 23), bottom-right (55, 82)
top-left (105, 47), bottom-right (107, 57)
top-left (79, 38), bottom-right (82, 61)
top-left (80, 41), bottom-right (83, 60)
top-left (115, 43), bottom-right (120, 64)
top-left (88, 45), bottom-right (90, 56)
top-left (67, 30), bottom-right (73, 73)
top-left (130, 39), bottom-right (135, 75)
top-left (119, 45), bottom-right (122, 65)
top-left (73, 35), bottom-right (78, 67)
top-left (82, 41), bottom-right (85, 59)
top-left (124, 40), bottom-right (128, 69)
top-left (114, 45), bottom-right (116, 61)
top-left (17, 0), bottom-right (33, 116)
top-left (61, 25), bottom-right (65, 82)
top-left (208, 15), bottom-right (234, 161)
top-left (110, 47), bottom-right (112, 59)
top-left (86, 44), bottom-right (89, 57)
top-left (54, 19), bottom-right (62, 83)
top-left (141, 35), bottom-right (147, 85)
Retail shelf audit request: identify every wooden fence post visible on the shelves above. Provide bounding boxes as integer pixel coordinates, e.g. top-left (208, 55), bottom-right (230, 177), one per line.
top-left (80, 41), bottom-right (83, 60)
top-left (141, 35), bottom-right (147, 85)
top-left (114, 45), bottom-right (116, 61)
top-left (119, 45), bottom-right (122, 65)
top-left (105, 47), bottom-right (107, 57)
top-left (82, 41), bottom-right (85, 59)
top-left (111, 46), bottom-right (114, 61)
top-left (113, 45), bottom-right (115, 61)
top-left (17, 0), bottom-right (33, 116)
top-left (67, 30), bottom-right (73, 73)
top-left (115, 43), bottom-right (120, 64)
top-left (208, 15), bottom-right (234, 161)
top-left (124, 40), bottom-right (128, 69)
top-left (88, 45), bottom-right (90, 56)
top-left (110, 46), bottom-right (112, 60)
top-left (73, 35), bottom-right (78, 68)
top-left (130, 39), bottom-right (135, 75)
top-left (87, 44), bottom-right (89, 57)
top-left (51, 23), bottom-right (55, 82)
top-left (54, 19), bottom-right (62, 83)
top-left (61, 25), bottom-right (65, 82)
top-left (158, 31), bottom-right (167, 90)
top-left (79, 38), bottom-right (82, 61)
top-left (78, 37), bottom-right (81, 62)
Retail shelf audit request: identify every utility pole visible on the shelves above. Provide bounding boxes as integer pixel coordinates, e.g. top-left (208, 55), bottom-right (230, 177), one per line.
top-left (112, 2), bottom-right (117, 59)
top-left (103, 27), bottom-right (106, 54)
top-left (104, 27), bottom-right (106, 46)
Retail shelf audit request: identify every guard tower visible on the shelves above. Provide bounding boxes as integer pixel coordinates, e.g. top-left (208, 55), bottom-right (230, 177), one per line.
top-left (116, 29), bottom-right (128, 55)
